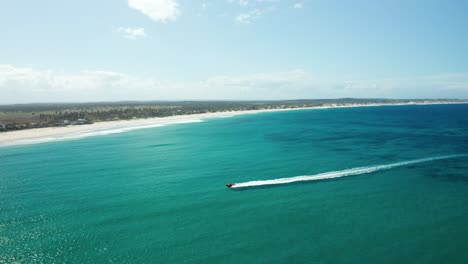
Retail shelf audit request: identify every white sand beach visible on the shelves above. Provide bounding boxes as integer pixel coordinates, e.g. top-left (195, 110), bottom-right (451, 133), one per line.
top-left (0, 102), bottom-right (464, 147)
top-left (0, 107), bottom-right (304, 147)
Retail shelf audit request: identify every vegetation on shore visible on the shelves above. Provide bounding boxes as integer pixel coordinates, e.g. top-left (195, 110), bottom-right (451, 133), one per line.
top-left (0, 99), bottom-right (466, 132)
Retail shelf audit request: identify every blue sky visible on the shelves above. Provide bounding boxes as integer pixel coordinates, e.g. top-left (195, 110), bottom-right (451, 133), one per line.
top-left (1, 0), bottom-right (468, 103)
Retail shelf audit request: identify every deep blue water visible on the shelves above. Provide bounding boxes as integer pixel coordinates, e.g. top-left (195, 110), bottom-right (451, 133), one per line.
top-left (1, 104), bottom-right (468, 263)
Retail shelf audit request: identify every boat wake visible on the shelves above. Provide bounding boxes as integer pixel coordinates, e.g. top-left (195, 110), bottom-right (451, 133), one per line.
top-left (229, 154), bottom-right (467, 189)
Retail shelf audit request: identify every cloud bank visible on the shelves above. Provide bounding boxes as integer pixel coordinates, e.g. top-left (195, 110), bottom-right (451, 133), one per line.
top-left (0, 65), bottom-right (467, 104)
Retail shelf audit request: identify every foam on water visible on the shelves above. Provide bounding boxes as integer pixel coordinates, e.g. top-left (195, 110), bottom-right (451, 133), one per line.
top-left (230, 154), bottom-right (468, 188)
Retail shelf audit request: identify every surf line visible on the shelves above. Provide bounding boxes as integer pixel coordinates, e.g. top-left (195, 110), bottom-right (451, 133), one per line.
top-left (227, 154), bottom-right (467, 189)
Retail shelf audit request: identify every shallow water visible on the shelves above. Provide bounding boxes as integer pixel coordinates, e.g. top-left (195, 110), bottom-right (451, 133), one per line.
top-left (1, 104), bottom-right (468, 263)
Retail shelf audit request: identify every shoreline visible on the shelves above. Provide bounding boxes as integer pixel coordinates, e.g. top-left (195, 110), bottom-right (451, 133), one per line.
top-left (0, 102), bottom-right (466, 147)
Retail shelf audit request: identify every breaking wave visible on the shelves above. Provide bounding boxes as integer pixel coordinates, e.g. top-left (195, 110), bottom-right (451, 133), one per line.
top-left (0, 119), bottom-right (204, 147)
top-left (230, 154), bottom-right (468, 188)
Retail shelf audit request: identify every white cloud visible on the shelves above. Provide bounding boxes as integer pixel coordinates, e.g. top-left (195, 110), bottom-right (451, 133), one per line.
top-left (293, 2), bottom-right (303, 9)
top-left (128, 0), bottom-right (179, 23)
top-left (201, 1), bottom-right (209, 10)
top-left (1, 64), bottom-right (467, 104)
top-left (339, 74), bottom-right (468, 98)
top-left (236, 9), bottom-right (262, 23)
top-left (227, 0), bottom-right (249, 6)
top-left (238, 0), bottom-right (249, 6)
top-left (197, 69), bottom-right (324, 99)
top-left (0, 65), bottom-right (161, 104)
top-left (117, 27), bottom-right (146, 39)
top-left (233, 0), bottom-right (277, 24)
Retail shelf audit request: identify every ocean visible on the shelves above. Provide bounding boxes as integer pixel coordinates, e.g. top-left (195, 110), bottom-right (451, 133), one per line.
top-left (1, 104), bottom-right (468, 263)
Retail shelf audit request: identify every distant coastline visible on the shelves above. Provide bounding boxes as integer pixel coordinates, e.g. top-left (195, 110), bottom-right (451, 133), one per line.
top-left (1, 100), bottom-right (467, 147)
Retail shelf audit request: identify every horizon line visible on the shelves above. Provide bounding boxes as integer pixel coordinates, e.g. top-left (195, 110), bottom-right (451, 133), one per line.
top-left (1, 98), bottom-right (467, 107)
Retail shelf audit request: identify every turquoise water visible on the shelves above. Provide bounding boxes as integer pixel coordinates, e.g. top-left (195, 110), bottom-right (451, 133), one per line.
top-left (1, 104), bottom-right (468, 263)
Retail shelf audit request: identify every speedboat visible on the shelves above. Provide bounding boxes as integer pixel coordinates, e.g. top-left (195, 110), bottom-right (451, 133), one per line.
top-left (226, 183), bottom-right (235, 188)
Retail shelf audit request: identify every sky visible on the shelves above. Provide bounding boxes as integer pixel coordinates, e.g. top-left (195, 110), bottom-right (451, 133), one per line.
top-left (1, 0), bottom-right (468, 104)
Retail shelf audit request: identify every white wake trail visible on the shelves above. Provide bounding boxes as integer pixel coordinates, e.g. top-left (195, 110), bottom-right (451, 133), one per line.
top-left (230, 154), bottom-right (467, 189)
